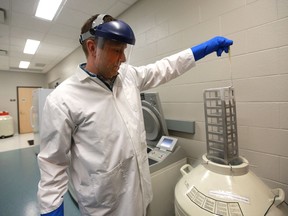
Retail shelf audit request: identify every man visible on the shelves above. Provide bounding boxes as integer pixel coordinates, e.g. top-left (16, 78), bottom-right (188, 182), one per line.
top-left (37, 14), bottom-right (233, 216)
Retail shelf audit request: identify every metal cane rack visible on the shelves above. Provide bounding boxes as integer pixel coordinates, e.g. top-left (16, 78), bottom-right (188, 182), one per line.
top-left (203, 86), bottom-right (239, 165)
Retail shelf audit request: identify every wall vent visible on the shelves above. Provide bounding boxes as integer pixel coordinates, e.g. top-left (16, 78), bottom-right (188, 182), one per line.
top-left (35, 63), bottom-right (46, 67)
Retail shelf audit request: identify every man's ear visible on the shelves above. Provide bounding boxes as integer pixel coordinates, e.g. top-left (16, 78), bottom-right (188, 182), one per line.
top-left (86, 39), bottom-right (97, 57)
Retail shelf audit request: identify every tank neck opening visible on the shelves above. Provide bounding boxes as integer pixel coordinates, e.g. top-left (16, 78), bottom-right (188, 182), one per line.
top-left (206, 155), bottom-right (244, 166)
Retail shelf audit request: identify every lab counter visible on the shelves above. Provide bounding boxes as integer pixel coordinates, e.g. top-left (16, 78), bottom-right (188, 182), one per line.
top-left (0, 146), bottom-right (80, 216)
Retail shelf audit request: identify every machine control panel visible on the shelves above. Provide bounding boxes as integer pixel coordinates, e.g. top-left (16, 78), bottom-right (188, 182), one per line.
top-left (148, 136), bottom-right (178, 165)
top-left (156, 136), bottom-right (178, 152)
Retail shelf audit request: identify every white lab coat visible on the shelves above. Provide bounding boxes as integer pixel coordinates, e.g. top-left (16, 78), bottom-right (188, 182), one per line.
top-left (37, 49), bottom-right (195, 216)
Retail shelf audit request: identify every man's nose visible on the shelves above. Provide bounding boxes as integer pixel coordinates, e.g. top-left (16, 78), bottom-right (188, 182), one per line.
top-left (120, 52), bottom-right (126, 63)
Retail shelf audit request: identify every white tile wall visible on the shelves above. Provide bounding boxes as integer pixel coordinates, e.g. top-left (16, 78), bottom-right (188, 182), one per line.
top-left (162, 103), bottom-right (204, 122)
top-left (240, 149), bottom-right (280, 182)
top-left (245, 127), bottom-right (288, 157)
top-left (221, 0), bottom-right (278, 35)
top-left (280, 157), bottom-right (288, 184)
top-left (232, 48), bottom-right (288, 79)
top-left (278, 0), bottom-right (288, 18)
top-left (246, 18), bottom-right (288, 52)
top-left (47, 0), bottom-right (288, 202)
top-left (198, 0), bottom-right (245, 22)
top-left (237, 102), bottom-right (280, 128)
top-left (234, 75), bottom-right (288, 102)
top-left (280, 103), bottom-right (288, 129)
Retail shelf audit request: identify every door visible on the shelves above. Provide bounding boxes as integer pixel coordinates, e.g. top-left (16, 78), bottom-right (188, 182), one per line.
top-left (17, 87), bottom-right (40, 134)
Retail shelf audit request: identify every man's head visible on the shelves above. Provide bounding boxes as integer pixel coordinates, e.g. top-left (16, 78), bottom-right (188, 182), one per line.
top-left (79, 14), bottom-right (135, 79)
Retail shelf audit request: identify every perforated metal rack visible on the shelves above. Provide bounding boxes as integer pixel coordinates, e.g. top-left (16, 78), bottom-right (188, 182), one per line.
top-left (203, 87), bottom-right (239, 165)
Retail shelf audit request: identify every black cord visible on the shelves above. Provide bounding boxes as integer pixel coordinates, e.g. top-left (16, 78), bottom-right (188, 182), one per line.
top-left (264, 195), bottom-right (277, 216)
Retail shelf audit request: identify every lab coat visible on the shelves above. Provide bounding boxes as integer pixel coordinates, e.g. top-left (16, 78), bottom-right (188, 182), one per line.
top-left (37, 49), bottom-right (196, 216)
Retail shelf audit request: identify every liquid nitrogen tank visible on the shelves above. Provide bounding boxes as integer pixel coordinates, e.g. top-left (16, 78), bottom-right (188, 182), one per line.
top-left (0, 111), bottom-right (14, 138)
top-left (175, 87), bottom-right (288, 216)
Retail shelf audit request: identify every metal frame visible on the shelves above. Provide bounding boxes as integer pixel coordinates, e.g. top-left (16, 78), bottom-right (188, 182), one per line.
top-left (203, 87), bottom-right (238, 165)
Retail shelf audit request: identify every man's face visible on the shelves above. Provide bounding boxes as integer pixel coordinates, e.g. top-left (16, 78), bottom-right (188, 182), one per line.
top-left (95, 40), bottom-right (127, 79)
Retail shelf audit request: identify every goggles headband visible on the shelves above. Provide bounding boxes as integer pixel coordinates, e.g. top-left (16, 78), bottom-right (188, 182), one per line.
top-left (79, 14), bottom-right (107, 44)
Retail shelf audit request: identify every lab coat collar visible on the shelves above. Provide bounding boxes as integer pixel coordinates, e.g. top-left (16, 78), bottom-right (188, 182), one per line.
top-left (76, 64), bottom-right (91, 81)
top-left (76, 63), bottom-right (118, 91)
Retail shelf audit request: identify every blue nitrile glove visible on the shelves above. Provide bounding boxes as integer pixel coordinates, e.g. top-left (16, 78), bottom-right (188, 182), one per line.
top-left (191, 36), bottom-right (233, 61)
top-left (41, 202), bottom-right (64, 216)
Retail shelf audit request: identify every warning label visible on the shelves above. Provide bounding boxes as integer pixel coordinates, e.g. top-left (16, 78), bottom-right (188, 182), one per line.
top-left (186, 187), bottom-right (243, 216)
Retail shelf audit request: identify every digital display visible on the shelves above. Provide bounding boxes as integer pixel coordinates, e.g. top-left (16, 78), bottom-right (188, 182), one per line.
top-left (160, 138), bottom-right (173, 148)
top-left (156, 136), bottom-right (177, 151)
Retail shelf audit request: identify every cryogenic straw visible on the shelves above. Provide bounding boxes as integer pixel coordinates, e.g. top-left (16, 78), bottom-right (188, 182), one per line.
top-left (228, 47), bottom-right (233, 87)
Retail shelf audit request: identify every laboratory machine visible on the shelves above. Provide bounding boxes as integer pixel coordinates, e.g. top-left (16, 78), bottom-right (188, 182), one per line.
top-left (175, 87), bottom-right (288, 216)
top-left (141, 92), bottom-right (187, 172)
top-left (141, 92), bottom-right (169, 146)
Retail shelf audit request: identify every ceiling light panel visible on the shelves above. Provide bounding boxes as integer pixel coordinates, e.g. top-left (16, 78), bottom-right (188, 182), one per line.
top-left (35, 0), bottom-right (63, 21)
top-left (24, 39), bottom-right (40, 55)
top-left (19, 61), bottom-right (30, 69)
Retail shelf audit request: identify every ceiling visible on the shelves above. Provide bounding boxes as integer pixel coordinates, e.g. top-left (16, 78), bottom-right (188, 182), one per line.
top-left (0, 0), bottom-right (138, 74)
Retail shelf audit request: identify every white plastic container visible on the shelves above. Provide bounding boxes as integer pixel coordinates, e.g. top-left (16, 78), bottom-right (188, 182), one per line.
top-left (175, 154), bottom-right (288, 216)
top-left (0, 111), bottom-right (14, 138)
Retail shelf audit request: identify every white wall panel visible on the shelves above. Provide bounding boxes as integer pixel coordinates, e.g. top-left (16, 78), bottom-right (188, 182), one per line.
top-left (234, 75), bottom-right (288, 102)
top-left (246, 18), bottom-right (288, 52)
top-left (237, 102), bottom-right (280, 128)
top-left (242, 127), bottom-right (288, 157)
top-left (240, 149), bottom-right (280, 182)
top-left (280, 103), bottom-right (288, 129)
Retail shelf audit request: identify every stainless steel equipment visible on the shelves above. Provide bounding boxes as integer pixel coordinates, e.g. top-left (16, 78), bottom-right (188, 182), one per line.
top-left (203, 86), bottom-right (238, 164)
top-left (141, 92), bottom-right (169, 147)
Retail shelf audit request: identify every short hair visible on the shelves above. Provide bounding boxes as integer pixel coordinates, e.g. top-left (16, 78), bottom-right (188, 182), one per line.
top-left (80, 14), bottom-right (116, 57)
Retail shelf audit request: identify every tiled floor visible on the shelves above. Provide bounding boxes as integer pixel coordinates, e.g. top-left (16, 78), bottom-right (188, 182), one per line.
top-left (0, 133), bottom-right (34, 152)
